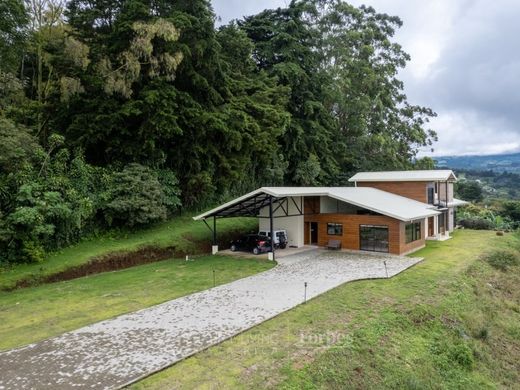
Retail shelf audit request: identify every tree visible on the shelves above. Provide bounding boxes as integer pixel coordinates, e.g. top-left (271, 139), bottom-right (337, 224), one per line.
top-left (240, 0), bottom-right (437, 185)
top-left (500, 201), bottom-right (520, 227)
top-left (0, 118), bottom-right (41, 173)
top-left (240, 1), bottom-right (342, 185)
top-left (455, 180), bottom-right (483, 202)
top-left (315, 1), bottom-right (436, 173)
top-left (0, 0), bottom-right (28, 75)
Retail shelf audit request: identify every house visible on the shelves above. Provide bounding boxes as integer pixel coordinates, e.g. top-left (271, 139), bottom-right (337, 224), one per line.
top-left (193, 170), bottom-right (467, 256)
top-left (349, 170), bottom-right (467, 239)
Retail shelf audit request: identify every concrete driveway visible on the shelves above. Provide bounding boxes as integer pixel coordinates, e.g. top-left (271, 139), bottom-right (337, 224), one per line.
top-left (0, 250), bottom-right (422, 389)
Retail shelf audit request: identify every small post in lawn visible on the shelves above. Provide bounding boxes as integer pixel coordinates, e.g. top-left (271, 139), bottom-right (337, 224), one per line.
top-left (213, 269), bottom-right (216, 287)
top-left (304, 282), bottom-right (308, 304)
top-left (384, 260), bottom-right (389, 278)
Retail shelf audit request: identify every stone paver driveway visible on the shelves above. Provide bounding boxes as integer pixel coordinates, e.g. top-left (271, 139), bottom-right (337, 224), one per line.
top-left (0, 250), bottom-right (422, 389)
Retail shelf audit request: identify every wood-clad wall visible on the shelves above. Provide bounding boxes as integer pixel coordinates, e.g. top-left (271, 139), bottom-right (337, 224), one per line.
top-left (304, 213), bottom-right (425, 255)
top-left (357, 181), bottom-right (429, 203)
top-left (399, 219), bottom-right (426, 254)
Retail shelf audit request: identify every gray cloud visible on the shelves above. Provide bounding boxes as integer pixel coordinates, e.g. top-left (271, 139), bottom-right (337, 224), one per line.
top-left (211, 0), bottom-right (520, 156)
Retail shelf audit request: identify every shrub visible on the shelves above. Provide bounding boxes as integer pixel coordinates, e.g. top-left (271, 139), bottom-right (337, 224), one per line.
top-left (448, 343), bottom-right (474, 369)
top-left (474, 327), bottom-right (489, 341)
top-left (482, 250), bottom-right (519, 271)
top-left (459, 218), bottom-right (494, 230)
top-left (21, 241), bottom-right (45, 263)
top-left (430, 338), bottom-right (474, 370)
top-left (103, 164), bottom-right (170, 227)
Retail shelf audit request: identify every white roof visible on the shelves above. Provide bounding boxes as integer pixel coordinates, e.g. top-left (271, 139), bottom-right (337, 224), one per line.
top-left (349, 170), bottom-right (457, 182)
top-left (193, 186), bottom-right (441, 222)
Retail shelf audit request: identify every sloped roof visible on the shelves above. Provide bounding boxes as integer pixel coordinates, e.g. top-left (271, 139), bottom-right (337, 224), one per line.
top-left (193, 187), bottom-right (440, 222)
top-left (349, 170), bottom-right (457, 182)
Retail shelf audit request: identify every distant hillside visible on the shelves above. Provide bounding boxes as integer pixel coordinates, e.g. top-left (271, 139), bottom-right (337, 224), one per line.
top-left (435, 152), bottom-right (520, 173)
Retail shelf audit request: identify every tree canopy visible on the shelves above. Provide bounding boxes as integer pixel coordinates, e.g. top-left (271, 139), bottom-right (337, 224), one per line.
top-left (0, 0), bottom-right (437, 263)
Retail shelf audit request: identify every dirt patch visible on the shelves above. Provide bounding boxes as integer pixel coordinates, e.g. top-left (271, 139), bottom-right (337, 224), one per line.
top-left (5, 230), bottom-right (248, 291)
top-left (7, 245), bottom-right (180, 291)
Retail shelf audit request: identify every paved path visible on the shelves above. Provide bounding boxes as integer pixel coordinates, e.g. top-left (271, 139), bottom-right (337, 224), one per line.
top-left (0, 250), bottom-right (422, 389)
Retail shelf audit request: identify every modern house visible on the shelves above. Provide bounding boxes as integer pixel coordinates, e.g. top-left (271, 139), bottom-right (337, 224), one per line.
top-left (193, 170), bottom-right (468, 256)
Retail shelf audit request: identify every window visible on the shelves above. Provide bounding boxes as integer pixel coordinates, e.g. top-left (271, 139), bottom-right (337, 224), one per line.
top-left (405, 222), bottom-right (421, 243)
top-left (327, 223), bottom-right (343, 235)
top-left (360, 225), bottom-right (389, 253)
top-left (427, 187), bottom-right (434, 204)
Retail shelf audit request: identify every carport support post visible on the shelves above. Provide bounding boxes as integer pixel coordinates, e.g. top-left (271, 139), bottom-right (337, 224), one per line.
top-left (268, 196), bottom-right (275, 261)
top-left (212, 216), bottom-right (218, 255)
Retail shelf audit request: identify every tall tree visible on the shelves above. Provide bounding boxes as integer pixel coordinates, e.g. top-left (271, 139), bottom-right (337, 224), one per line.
top-left (315, 1), bottom-right (437, 173)
top-left (240, 1), bottom-right (343, 185)
top-left (0, 0), bottom-right (28, 75)
top-left (240, 0), bottom-right (437, 183)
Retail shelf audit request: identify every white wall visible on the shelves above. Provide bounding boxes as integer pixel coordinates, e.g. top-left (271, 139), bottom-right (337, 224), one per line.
top-left (448, 207), bottom-right (455, 231)
top-left (438, 182), bottom-right (454, 203)
top-left (258, 196), bottom-right (304, 247)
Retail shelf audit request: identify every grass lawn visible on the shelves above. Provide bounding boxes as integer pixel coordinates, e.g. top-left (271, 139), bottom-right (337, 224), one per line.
top-left (131, 230), bottom-right (520, 389)
top-left (0, 255), bottom-right (274, 351)
top-left (0, 216), bottom-right (256, 290)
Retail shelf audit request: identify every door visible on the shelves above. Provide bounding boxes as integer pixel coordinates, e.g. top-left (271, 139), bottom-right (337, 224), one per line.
top-left (359, 225), bottom-right (389, 253)
top-left (428, 217), bottom-right (434, 237)
top-left (310, 222), bottom-right (318, 245)
top-left (438, 212), bottom-right (446, 234)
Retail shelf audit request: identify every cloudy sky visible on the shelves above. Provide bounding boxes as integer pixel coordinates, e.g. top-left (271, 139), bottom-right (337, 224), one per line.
top-left (212, 0), bottom-right (520, 157)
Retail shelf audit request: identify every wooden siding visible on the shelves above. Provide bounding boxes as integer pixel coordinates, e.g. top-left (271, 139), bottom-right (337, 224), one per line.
top-left (399, 219), bottom-right (426, 254)
top-left (357, 181), bottom-right (430, 203)
top-left (303, 213), bottom-right (425, 255)
top-left (304, 196), bottom-right (320, 214)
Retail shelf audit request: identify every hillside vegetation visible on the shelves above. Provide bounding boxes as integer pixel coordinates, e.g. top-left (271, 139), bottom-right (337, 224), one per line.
top-left (1, 0), bottom-right (437, 264)
top-left (132, 230), bottom-right (520, 389)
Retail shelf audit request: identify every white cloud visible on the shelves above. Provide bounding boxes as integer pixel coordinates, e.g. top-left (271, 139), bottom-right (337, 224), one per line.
top-left (420, 110), bottom-right (520, 156)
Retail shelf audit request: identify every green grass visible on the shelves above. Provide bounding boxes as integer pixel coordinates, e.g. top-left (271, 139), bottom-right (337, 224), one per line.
top-left (131, 230), bottom-right (520, 390)
top-left (0, 255), bottom-right (274, 351)
top-left (0, 216), bottom-right (256, 290)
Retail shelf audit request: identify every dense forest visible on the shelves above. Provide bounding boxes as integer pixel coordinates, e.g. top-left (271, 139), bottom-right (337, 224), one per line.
top-left (0, 0), bottom-right (438, 263)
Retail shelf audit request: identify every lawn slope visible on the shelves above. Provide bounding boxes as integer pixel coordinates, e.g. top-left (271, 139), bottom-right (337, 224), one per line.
top-left (0, 255), bottom-right (273, 351)
top-left (0, 216), bottom-right (255, 290)
top-left (131, 230), bottom-right (520, 389)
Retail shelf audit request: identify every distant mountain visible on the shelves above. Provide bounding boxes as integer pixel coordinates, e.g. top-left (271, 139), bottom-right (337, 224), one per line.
top-left (435, 152), bottom-right (520, 173)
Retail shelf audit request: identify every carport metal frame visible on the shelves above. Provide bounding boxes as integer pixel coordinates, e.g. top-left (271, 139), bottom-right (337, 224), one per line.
top-left (200, 194), bottom-right (309, 261)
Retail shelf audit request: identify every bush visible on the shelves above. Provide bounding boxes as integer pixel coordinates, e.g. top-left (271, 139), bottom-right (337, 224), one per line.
top-left (103, 164), bottom-right (170, 227)
top-left (459, 218), bottom-right (494, 230)
top-left (430, 338), bottom-right (474, 370)
top-left (474, 327), bottom-right (489, 341)
top-left (448, 343), bottom-right (474, 369)
top-left (482, 250), bottom-right (519, 271)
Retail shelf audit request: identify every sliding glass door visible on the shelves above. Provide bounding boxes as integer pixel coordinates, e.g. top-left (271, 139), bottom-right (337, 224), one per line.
top-left (359, 225), bottom-right (389, 253)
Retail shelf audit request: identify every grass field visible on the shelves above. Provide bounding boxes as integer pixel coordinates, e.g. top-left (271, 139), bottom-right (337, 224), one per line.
top-left (0, 216), bottom-right (256, 290)
top-left (0, 255), bottom-right (274, 351)
top-left (131, 230), bottom-right (520, 389)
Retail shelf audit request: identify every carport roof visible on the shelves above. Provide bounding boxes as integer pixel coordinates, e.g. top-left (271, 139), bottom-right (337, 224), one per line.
top-left (193, 187), bottom-right (441, 222)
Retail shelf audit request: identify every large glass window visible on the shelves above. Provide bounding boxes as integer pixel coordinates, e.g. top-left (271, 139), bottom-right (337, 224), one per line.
top-left (360, 225), bottom-right (389, 253)
top-left (327, 223), bottom-right (343, 235)
top-left (405, 222), bottom-right (421, 243)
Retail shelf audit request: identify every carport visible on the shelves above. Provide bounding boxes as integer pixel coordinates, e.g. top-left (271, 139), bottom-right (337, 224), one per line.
top-left (193, 189), bottom-right (312, 260)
